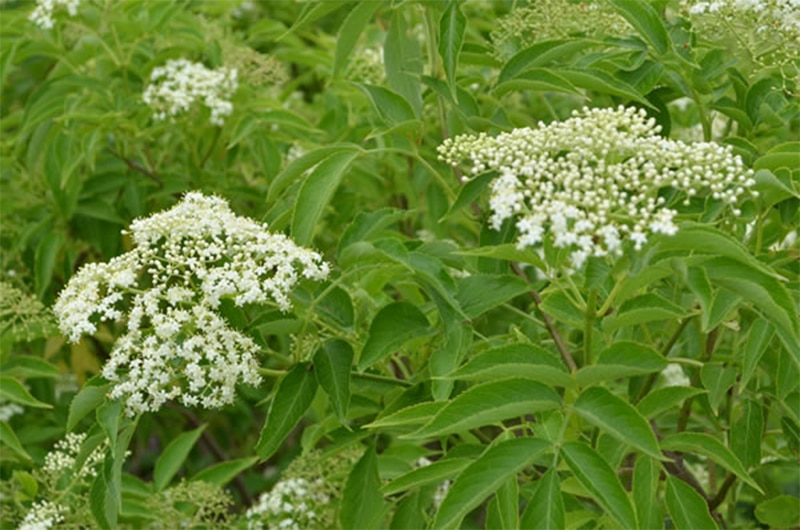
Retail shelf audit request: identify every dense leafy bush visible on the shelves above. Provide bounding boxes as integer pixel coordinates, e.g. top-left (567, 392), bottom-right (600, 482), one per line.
top-left (1, 0), bottom-right (798, 528)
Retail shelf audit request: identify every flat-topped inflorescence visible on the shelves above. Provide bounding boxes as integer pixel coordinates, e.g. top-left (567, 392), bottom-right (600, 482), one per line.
top-left (439, 106), bottom-right (756, 269)
top-left (54, 192), bottom-right (329, 415)
top-left (142, 59), bottom-right (239, 126)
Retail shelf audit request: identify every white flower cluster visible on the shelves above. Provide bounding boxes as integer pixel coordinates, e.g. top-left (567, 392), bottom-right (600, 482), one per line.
top-left (658, 363), bottom-right (691, 387)
top-left (0, 400), bottom-right (23, 422)
top-left (142, 59), bottom-right (239, 126)
top-left (245, 477), bottom-right (330, 530)
top-left (17, 500), bottom-right (64, 530)
top-left (439, 106), bottom-right (755, 269)
top-left (686, 0), bottom-right (800, 35)
top-left (54, 193), bottom-right (329, 415)
top-left (42, 432), bottom-right (105, 479)
top-left (29, 0), bottom-right (80, 30)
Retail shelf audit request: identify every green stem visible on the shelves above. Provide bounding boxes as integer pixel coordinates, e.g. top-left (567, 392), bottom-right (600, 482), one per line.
top-left (597, 275), bottom-right (626, 316)
top-left (583, 289), bottom-right (597, 366)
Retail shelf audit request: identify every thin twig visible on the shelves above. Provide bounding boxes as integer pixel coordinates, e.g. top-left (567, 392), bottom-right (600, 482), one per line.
top-left (107, 148), bottom-right (162, 187)
top-left (709, 473), bottom-right (737, 511)
top-left (510, 262), bottom-right (578, 372)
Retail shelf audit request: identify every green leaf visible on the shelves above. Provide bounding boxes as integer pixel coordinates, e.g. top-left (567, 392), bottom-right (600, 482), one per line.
top-left (687, 267), bottom-right (712, 328)
top-left (256, 363), bottom-right (318, 460)
top-left (491, 476), bottom-right (519, 530)
top-left (444, 172), bottom-right (495, 218)
top-left (700, 362), bottom-right (738, 413)
top-left (665, 476), bottom-right (718, 530)
top-left (0, 420), bottom-right (31, 461)
top-left (90, 467), bottom-right (113, 530)
top-left (753, 142), bottom-right (800, 172)
top-left (602, 293), bottom-right (687, 332)
top-left (705, 289), bottom-right (741, 333)
top-left (520, 469), bottom-right (564, 530)
top-left (340, 446), bottom-right (384, 529)
top-left (576, 342), bottom-right (667, 387)
top-left (731, 399), bottom-right (764, 469)
top-left (316, 286), bottom-right (354, 328)
top-left (494, 68), bottom-right (584, 98)
top-left (291, 149), bottom-right (360, 246)
top-left (560, 68), bottom-right (654, 108)
top-left (438, 0), bottom-right (466, 99)
top-left (384, 9), bottom-right (423, 118)
top-left (0, 356), bottom-right (60, 379)
top-left (456, 244), bottom-right (547, 270)
top-left (574, 386), bottom-right (663, 460)
top-left (34, 232), bottom-right (63, 298)
top-left (637, 386), bottom-right (706, 419)
top-left (752, 169), bottom-right (799, 209)
top-left (434, 438), bottom-right (550, 529)
top-left (97, 400), bottom-right (121, 448)
top-left (455, 274), bottom-right (530, 318)
top-left (314, 339), bottom-right (353, 422)
top-left (561, 442), bottom-right (638, 529)
top-left (661, 432), bottom-right (762, 492)
top-left (705, 257), bottom-right (798, 357)
top-left (153, 425), bottom-right (205, 491)
top-left (279, 1), bottom-right (350, 38)
top-left (191, 457), bottom-right (259, 487)
top-left (0, 376), bottom-right (52, 408)
top-left (633, 457), bottom-right (662, 530)
top-left (366, 401), bottom-right (445, 430)
top-left (68, 381), bottom-right (110, 431)
top-left (358, 302), bottom-right (431, 369)
top-left (383, 458), bottom-right (471, 496)
top-left (356, 83), bottom-right (417, 125)
top-left (656, 223), bottom-right (779, 277)
top-left (333, 1), bottom-right (381, 78)
top-left (745, 78), bottom-right (779, 123)
top-left (609, 0), bottom-right (670, 54)
top-left (498, 39), bottom-right (600, 83)
top-left (407, 378), bottom-right (561, 439)
top-left (338, 208), bottom-right (409, 254)
top-left (755, 495), bottom-right (800, 528)
top-left (447, 343), bottom-right (573, 388)
top-left (268, 144), bottom-right (360, 203)
top-left (741, 320), bottom-right (774, 389)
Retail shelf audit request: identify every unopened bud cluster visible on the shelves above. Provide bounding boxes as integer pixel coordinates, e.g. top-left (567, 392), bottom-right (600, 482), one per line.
top-left (54, 193), bottom-right (329, 415)
top-left (29, 0), bottom-right (80, 30)
top-left (439, 106), bottom-right (755, 269)
top-left (143, 59), bottom-right (239, 126)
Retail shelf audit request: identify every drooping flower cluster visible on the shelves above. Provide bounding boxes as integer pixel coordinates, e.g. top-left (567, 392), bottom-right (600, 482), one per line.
top-left (54, 193), bottom-right (329, 415)
top-left (29, 0), bottom-right (81, 30)
top-left (142, 59), bottom-right (239, 126)
top-left (439, 106), bottom-right (755, 269)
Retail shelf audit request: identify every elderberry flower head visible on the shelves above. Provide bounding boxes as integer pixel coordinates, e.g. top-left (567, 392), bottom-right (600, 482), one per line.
top-left (42, 432), bottom-right (105, 480)
top-left (439, 106), bottom-right (755, 269)
top-left (245, 477), bottom-right (329, 530)
top-left (142, 59), bottom-right (239, 126)
top-left (54, 193), bottom-right (329, 415)
top-left (29, 0), bottom-right (81, 30)
top-left (17, 500), bottom-right (65, 530)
